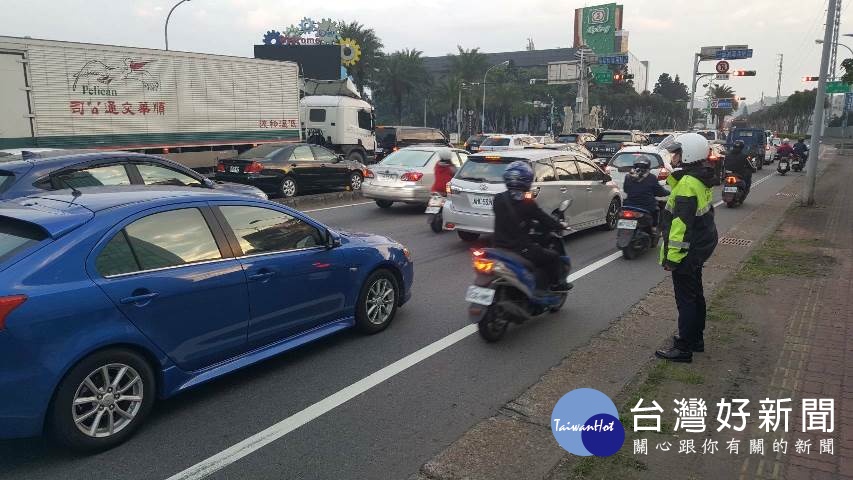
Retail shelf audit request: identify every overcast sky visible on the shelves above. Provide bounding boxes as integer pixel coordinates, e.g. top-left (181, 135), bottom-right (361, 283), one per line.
top-left (1, 0), bottom-right (847, 103)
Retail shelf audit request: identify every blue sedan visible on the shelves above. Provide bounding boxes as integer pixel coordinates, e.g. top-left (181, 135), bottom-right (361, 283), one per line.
top-left (0, 150), bottom-right (267, 200)
top-left (0, 187), bottom-right (413, 451)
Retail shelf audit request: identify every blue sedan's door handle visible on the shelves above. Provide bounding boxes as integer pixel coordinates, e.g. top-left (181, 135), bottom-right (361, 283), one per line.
top-left (120, 292), bottom-right (159, 305)
top-left (248, 271), bottom-right (276, 282)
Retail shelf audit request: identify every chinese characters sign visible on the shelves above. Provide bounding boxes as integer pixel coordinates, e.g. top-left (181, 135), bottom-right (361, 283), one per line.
top-left (258, 119), bottom-right (299, 129)
top-left (70, 101), bottom-right (166, 116)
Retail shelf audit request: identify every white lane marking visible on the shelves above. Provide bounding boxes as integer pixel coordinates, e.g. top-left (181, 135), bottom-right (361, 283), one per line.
top-left (165, 256), bottom-right (624, 480)
top-left (302, 201), bottom-right (374, 213)
top-left (166, 170), bottom-right (783, 480)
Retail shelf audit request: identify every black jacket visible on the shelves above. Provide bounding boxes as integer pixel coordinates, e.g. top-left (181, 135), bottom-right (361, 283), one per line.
top-left (623, 173), bottom-right (669, 214)
top-left (725, 150), bottom-right (754, 178)
top-left (492, 191), bottom-right (562, 250)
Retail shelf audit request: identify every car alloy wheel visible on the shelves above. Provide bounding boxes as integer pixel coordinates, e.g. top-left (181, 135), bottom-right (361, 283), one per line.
top-left (280, 178), bottom-right (298, 198)
top-left (72, 364), bottom-right (144, 438)
top-left (350, 173), bottom-right (363, 191)
top-left (603, 198), bottom-right (620, 230)
top-left (355, 270), bottom-right (399, 333)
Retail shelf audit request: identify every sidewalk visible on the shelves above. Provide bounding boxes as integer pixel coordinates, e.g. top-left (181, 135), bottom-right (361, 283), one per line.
top-left (412, 145), bottom-right (851, 480)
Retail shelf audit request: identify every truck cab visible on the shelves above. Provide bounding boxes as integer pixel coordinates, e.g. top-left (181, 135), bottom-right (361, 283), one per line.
top-left (300, 79), bottom-right (376, 164)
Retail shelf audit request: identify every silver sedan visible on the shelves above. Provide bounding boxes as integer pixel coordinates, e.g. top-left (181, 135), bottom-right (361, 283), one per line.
top-left (362, 146), bottom-right (468, 208)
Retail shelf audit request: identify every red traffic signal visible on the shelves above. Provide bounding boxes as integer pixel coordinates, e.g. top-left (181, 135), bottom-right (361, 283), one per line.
top-left (612, 73), bottom-right (624, 82)
top-left (802, 76), bottom-right (819, 81)
top-left (732, 70), bottom-right (757, 77)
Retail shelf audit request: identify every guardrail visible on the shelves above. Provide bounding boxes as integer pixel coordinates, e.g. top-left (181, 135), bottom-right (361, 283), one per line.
top-left (274, 190), bottom-right (364, 209)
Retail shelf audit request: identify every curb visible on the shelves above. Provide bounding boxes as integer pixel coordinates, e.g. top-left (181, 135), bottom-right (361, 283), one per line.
top-left (274, 190), bottom-right (364, 209)
top-left (411, 150), bottom-right (838, 480)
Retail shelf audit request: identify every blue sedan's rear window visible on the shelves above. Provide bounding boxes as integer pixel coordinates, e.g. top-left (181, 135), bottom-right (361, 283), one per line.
top-left (0, 217), bottom-right (48, 265)
top-left (0, 173), bottom-right (15, 194)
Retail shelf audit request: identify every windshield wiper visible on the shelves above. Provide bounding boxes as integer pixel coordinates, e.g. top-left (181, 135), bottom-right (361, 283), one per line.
top-left (460, 176), bottom-right (488, 182)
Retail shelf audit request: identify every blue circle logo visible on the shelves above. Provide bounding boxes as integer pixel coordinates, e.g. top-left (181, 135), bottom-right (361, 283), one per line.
top-left (551, 388), bottom-right (625, 457)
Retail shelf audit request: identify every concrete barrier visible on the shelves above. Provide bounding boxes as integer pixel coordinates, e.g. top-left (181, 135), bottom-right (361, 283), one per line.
top-left (274, 190), bottom-right (365, 210)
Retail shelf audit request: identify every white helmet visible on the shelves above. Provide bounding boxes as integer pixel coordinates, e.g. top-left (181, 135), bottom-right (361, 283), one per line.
top-left (782, 138), bottom-right (790, 144)
top-left (662, 132), bottom-right (710, 165)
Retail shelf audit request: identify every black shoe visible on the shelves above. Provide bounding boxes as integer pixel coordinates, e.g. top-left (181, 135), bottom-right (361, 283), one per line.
top-left (549, 282), bottom-right (574, 292)
top-left (673, 336), bottom-right (704, 353)
top-left (655, 347), bottom-right (693, 362)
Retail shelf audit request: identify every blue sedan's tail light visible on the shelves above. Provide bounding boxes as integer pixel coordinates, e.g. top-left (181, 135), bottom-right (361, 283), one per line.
top-left (0, 295), bottom-right (27, 331)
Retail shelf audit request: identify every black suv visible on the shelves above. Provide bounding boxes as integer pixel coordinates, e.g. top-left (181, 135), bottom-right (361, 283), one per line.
top-left (375, 126), bottom-right (450, 161)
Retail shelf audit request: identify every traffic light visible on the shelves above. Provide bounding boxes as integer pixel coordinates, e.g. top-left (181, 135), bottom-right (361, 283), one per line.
top-left (732, 70), bottom-right (756, 77)
top-left (802, 76), bottom-right (819, 81)
top-left (612, 72), bottom-right (624, 82)
top-left (738, 97), bottom-right (747, 100)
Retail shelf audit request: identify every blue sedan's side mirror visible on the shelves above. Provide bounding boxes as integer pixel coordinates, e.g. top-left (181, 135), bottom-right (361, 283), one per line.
top-left (326, 230), bottom-right (342, 249)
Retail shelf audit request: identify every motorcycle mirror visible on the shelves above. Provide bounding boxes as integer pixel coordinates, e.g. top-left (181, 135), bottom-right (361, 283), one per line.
top-left (559, 199), bottom-right (572, 211)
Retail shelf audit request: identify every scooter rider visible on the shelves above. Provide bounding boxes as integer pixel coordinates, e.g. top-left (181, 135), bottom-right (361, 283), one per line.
top-left (655, 133), bottom-right (719, 363)
top-left (793, 138), bottom-right (809, 163)
top-left (431, 148), bottom-right (457, 196)
top-left (724, 140), bottom-right (756, 193)
top-left (492, 161), bottom-right (572, 292)
top-left (623, 157), bottom-right (670, 227)
top-left (777, 138), bottom-right (794, 157)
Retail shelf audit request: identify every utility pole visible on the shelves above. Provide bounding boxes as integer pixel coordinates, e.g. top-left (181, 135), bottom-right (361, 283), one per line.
top-left (776, 54), bottom-right (783, 105)
top-left (804, 0), bottom-right (839, 206)
top-left (688, 53), bottom-right (701, 128)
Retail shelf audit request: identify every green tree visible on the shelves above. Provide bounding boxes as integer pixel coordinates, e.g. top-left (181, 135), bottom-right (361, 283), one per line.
top-left (841, 58), bottom-right (853, 84)
top-left (375, 49), bottom-right (429, 124)
top-left (710, 84), bottom-right (738, 129)
top-left (448, 46), bottom-right (489, 83)
top-left (337, 21), bottom-right (384, 97)
top-left (653, 73), bottom-right (689, 102)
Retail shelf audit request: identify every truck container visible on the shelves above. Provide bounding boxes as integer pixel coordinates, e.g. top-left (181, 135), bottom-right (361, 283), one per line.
top-left (0, 36), bottom-right (300, 168)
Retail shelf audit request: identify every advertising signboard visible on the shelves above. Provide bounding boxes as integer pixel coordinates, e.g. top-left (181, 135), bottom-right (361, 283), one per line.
top-left (574, 3), bottom-right (624, 88)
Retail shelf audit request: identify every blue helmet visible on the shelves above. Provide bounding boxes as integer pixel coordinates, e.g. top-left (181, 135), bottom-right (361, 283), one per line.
top-left (503, 161), bottom-right (534, 192)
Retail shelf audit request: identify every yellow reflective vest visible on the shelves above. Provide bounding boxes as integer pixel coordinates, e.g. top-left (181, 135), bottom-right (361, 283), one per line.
top-left (659, 171), bottom-right (718, 267)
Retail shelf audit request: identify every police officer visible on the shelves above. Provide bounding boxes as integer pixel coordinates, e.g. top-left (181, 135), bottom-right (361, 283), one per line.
top-left (656, 133), bottom-right (719, 363)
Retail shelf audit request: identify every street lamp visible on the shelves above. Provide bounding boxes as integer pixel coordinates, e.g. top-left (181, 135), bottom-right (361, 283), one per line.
top-left (815, 39), bottom-right (853, 57)
top-left (482, 60), bottom-right (510, 133)
top-left (165, 0), bottom-right (192, 51)
top-left (457, 81), bottom-right (471, 142)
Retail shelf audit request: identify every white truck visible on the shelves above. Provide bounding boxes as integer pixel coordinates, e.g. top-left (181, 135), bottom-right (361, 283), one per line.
top-left (0, 36), bottom-right (300, 168)
top-left (300, 78), bottom-right (376, 164)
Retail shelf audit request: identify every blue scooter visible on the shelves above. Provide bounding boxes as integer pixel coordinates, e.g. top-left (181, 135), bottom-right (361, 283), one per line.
top-left (465, 199), bottom-right (572, 342)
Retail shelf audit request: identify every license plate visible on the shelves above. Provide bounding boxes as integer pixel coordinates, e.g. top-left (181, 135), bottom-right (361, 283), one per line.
top-left (470, 195), bottom-right (493, 209)
top-left (425, 206), bottom-right (440, 214)
top-left (779, 163), bottom-right (788, 169)
top-left (465, 285), bottom-right (495, 306)
top-left (376, 148), bottom-right (384, 153)
top-left (378, 174), bottom-right (397, 182)
top-left (723, 186), bottom-right (738, 193)
top-left (427, 197), bottom-right (444, 207)
top-left (617, 219), bottom-right (638, 229)
top-left (229, 166), bottom-right (241, 173)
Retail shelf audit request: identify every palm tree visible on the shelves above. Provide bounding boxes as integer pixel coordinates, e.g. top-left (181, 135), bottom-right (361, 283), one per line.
top-left (337, 21), bottom-right (384, 97)
top-left (710, 85), bottom-right (738, 129)
top-left (447, 46), bottom-right (489, 83)
top-left (376, 49), bottom-right (429, 124)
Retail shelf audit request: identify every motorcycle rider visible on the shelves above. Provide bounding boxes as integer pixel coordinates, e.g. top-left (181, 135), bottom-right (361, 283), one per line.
top-left (492, 161), bottom-right (572, 292)
top-left (724, 140), bottom-right (756, 193)
top-left (431, 148), bottom-right (457, 195)
top-left (622, 157), bottom-right (670, 228)
top-left (655, 133), bottom-right (719, 363)
top-left (793, 138), bottom-right (809, 164)
top-left (777, 138), bottom-right (794, 157)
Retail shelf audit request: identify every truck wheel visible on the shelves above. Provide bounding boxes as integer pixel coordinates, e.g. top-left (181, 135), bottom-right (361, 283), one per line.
top-left (347, 150), bottom-right (366, 164)
top-left (48, 348), bottom-right (156, 452)
top-left (279, 177), bottom-right (298, 198)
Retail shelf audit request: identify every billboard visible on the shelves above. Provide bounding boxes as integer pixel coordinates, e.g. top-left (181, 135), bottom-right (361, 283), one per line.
top-left (254, 44), bottom-right (341, 80)
top-left (573, 3), bottom-right (624, 54)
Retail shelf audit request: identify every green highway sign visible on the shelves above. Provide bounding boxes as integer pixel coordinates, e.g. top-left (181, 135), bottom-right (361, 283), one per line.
top-left (593, 69), bottom-right (613, 84)
top-left (826, 81), bottom-right (851, 94)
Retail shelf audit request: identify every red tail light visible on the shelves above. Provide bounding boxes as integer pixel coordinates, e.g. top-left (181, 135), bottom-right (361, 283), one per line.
top-left (365, 169), bottom-right (375, 178)
top-left (0, 295), bottom-right (27, 331)
top-left (400, 172), bottom-right (424, 182)
top-left (472, 249), bottom-right (485, 257)
top-left (657, 168), bottom-right (670, 181)
top-left (620, 210), bottom-right (638, 219)
top-left (726, 176), bottom-right (738, 185)
top-left (473, 258), bottom-right (494, 274)
top-left (216, 162), bottom-right (225, 173)
top-left (244, 161), bottom-right (264, 174)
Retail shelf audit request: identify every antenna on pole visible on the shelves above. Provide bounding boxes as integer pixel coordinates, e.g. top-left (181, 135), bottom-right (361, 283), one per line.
top-left (776, 54), bottom-right (784, 105)
top-left (829, 0), bottom-right (842, 79)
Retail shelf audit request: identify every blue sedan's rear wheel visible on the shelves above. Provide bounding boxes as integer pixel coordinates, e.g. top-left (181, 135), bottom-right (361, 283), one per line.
top-left (355, 270), bottom-right (399, 334)
top-left (49, 348), bottom-right (155, 452)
